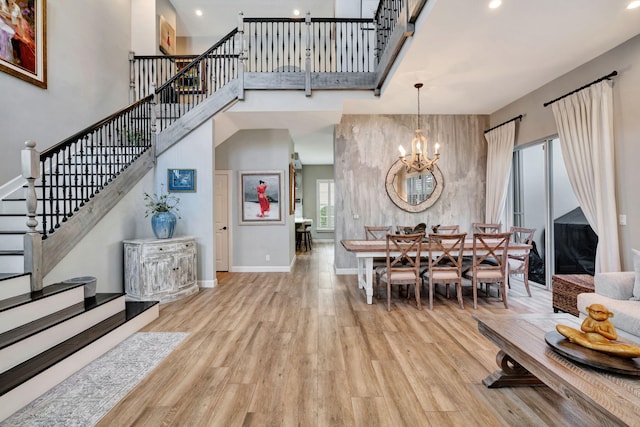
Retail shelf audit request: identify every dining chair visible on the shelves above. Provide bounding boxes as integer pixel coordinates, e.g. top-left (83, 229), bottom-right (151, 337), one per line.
top-left (396, 225), bottom-right (413, 234)
top-left (296, 222), bottom-right (312, 251)
top-left (423, 232), bottom-right (467, 310)
top-left (463, 232), bottom-right (512, 309)
top-left (508, 226), bottom-right (536, 296)
top-left (471, 223), bottom-right (502, 234)
top-left (378, 232), bottom-right (424, 311)
top-left (365, 225), bottom-right (392, 240)
top-left (366, 226), bottom-right (393, 294)
top-left (433, 224), bottom-right (460, 234)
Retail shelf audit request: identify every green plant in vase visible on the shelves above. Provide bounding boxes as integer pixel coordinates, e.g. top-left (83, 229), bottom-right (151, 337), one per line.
top-left (144, 185), bottom-right (181, 239)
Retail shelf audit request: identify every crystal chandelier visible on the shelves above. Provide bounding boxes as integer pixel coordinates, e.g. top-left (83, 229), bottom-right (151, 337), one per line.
top-left (398, 83), bottom-right (440, 173)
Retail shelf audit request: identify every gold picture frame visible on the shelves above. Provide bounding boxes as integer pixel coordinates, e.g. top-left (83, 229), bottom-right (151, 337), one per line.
top-left (0, 0), bottom-right (47, 88)
top-left (159, 15), bottom-right (176, 56)
top-left (289, 163), bottom-right (296, 215)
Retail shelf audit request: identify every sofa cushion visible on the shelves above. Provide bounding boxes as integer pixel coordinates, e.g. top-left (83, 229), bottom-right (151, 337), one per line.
top-left (633, 248), bottom-right (640, 300)
top-left (595, 272), bottom-right (635, 300)
top-left (577, 292), bottom-right (640, 337)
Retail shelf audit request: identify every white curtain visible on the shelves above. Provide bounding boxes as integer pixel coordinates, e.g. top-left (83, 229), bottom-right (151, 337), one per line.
top-left (484, 120), bottom-right (516, 225)
top-left (551, 80), bottom-right (621, 273)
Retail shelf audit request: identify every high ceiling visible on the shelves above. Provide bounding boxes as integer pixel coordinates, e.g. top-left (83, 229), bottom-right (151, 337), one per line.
top-left (168, 0), bottom-right (640, 164)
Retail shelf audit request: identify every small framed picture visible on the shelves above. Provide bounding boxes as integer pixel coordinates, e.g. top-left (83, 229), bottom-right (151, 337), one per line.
top-left (168, 169), bottom-right (196, 192)
top-left (175, 59), bottom-right (206, 94)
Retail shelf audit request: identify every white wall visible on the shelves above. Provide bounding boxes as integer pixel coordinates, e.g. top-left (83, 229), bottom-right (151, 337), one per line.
top-left (155, 119), bottom-right (216, 287)
top-left (491, 34), bottom-right (640, 270)
top-left (131, 0), bottom-right (156, 55)
top-left (44, 175), bottom-right (155, 293)
top-left (0, 0), bottom-right (131, 183)
top-left (215, 129), bottom-right (295, 271)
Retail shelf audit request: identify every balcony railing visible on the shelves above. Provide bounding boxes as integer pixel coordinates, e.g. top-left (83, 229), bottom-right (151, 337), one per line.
top-left (131, 14), bottom-right (377, 103)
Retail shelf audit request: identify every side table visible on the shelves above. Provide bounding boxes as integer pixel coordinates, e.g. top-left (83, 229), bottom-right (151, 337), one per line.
top-left (552, 274), bottom-right (594, 316)
top-left (124, 236), bottom-right (198, 304)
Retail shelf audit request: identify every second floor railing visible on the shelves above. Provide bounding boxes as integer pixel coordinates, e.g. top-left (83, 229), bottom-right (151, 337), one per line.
top-left (243, 17), bottom-right (375, 73)
top-left (131, 13), bottom-right (378, 103)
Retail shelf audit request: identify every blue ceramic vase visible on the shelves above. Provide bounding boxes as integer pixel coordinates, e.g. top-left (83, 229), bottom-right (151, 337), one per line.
top-left (151, 211), bottom-right (177, 239)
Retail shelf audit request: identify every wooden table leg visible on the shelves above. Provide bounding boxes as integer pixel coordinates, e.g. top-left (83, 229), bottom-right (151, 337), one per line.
top-left (482, 350), bottom-right (545, 388)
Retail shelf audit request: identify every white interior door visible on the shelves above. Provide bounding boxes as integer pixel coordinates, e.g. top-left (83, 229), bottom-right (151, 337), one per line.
top-left (215, 172), bottom-right (230, 271)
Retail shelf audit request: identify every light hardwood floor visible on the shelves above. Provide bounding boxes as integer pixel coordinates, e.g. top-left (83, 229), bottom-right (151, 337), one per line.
top-left (98, 243), bottom-right (603, 426)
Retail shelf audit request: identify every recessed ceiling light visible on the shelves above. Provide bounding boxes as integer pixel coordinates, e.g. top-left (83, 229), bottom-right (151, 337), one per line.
top-left (195, 9), bottom-right (203, 17)
top-left (293, 9), bottom-right (300, 16)
top-left (628, 1), bottom-right (640, 9)
top-left (489, 0), bottom-right (502, 9)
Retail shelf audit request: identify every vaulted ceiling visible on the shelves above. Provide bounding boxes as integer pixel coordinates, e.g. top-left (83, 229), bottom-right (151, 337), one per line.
top-left (168, 0), bottom-right (640, 163)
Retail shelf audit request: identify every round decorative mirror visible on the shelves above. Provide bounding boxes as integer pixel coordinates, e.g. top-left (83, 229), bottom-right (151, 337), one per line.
top-left (385, 160), bottom-right (444, 212)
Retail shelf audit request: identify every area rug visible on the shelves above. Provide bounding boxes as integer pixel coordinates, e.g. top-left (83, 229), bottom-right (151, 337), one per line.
top-left (1, 332), bottom-right (188, 427)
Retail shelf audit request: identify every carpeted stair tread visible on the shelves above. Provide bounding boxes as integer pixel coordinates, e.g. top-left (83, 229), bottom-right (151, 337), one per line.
top-left (0, 300), bottom-right (158, 396)
top-left (0, 293), bottom-right (124, 351)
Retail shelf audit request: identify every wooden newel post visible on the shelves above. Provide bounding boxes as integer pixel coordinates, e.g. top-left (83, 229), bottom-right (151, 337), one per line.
top-left (237, 11), bottom-right (245, 101)
top-left (129, 51), bottom-right (136, 104)
top-left (150, 82), bottom-right (158, 162)
top-left (305, 12), bottom-right (311, 96)
top-left (22, 140), bottom-right (43, 291)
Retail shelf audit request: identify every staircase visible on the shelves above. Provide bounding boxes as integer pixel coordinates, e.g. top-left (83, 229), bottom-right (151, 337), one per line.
top-left (0, 274), bottom-right (159, 422)
top-left (0, 2), bottom-right (424, 420)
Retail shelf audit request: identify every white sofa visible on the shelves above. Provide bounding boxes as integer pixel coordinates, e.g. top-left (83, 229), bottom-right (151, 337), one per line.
top-left (577, 249), bottom-right (640, 337)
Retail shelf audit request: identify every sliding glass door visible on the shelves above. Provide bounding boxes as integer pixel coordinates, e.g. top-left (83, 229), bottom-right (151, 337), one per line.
top-left (512, 137), bottom-right (591, 289)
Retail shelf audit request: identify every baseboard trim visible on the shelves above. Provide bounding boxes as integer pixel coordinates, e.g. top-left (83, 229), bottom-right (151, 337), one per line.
top-left (335, 267), bottom-right (357, 275)
top-left (0, 175), bottom-right (26, 200)
top-left (230, 265), bottom-right (292, 273)
top-left (199, 279), bottom-right (217, 289)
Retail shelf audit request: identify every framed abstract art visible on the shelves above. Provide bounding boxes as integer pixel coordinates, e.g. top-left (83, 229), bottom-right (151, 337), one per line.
top-left (167, 168), bottom-right (196, 192)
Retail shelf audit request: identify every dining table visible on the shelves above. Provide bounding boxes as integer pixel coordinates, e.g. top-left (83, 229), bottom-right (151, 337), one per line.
top-left (341, 238), bottom-right (531, 304)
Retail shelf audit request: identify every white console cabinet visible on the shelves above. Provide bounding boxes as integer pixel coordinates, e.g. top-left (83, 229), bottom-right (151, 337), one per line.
top-left (123, 236), bottom-right (198, 304)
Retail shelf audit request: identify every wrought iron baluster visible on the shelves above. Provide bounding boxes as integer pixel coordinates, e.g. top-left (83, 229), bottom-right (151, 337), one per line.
top-left (46, 156), bottom-right (54, 233)
top-left (53, 152), bottom-right (60, 228)
top-left (40, 159), bottom-right (47, 238)
top-left (60, 148), bottom-right (68, 222)
top-left (64, 145), bottom-right (72, 218)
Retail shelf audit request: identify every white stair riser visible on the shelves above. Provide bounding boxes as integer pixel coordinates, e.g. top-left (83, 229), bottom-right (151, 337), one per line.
top-left (0, 274), bottom-right (30, 300)
top-left (0, 201), bottom-right (43, 215)
top-left (0, 216), bottom-right (44, 230)
top-left (0, 296), bottom-right (126, 373)
top-left (0, 303), bottom-right (159, 423)
top-left (0, 286), bottom-right (84, 334)
top-left (0, 255), bottom-right (23, 273)
top-left (0, 234), bottom-right (24, 251)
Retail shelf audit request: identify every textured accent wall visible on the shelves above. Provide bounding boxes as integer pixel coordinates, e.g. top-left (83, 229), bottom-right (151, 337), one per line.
top-left (334, 114), bottom-right (490, 269)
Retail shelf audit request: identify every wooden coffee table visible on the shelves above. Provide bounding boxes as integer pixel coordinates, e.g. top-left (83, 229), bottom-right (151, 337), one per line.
top-left (475, 313), bottom-right (640, 426)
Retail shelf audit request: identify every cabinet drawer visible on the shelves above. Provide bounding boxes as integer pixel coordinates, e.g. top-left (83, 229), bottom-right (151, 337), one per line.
top-left (142, 241), bottom-right (195, 256)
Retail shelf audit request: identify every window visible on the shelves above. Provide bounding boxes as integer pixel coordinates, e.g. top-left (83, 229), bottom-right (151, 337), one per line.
top-left (316, 179), bottom-right (335, 231)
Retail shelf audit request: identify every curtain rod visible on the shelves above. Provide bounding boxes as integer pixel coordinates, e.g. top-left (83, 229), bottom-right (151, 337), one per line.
top-left (483, 114), bottom-right (523, 134)
top-left (543, 70), bottom-right (617, 107)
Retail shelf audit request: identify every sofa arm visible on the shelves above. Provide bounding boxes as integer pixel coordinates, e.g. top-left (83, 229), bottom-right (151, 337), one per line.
top-left (594, 272), bottom-right (635, 300)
